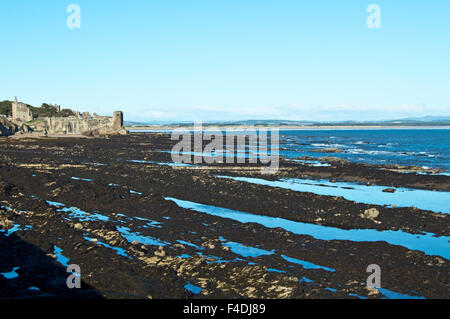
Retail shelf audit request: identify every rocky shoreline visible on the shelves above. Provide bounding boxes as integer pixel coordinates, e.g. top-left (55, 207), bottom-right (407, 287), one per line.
top-left (0, 133), bottom-right (448, 299)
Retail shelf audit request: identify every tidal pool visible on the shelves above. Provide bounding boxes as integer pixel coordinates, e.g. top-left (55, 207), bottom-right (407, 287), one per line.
top-left (1, 267), bottom-right (20, 279)
top-left (47, 201), bottom-right (110, 222)
top-left (84, 236), bottom-right (130, 258)
top-left (281, 255), bottom-right (335, 272)
top-left (0, 223), bottom-right (32, 236)
top-left (184, 282), bottom-right (203, 294)
top-left (53, 245), bottom-right (70, 267)
top-left (71, 177), bottom-right (94, 182)
top-left (216, 175), bottom-right (449, 214)
top-left (116, 226), bottom-right (168, 246)
top-left (222, 240), bottom-right (274, 258)
top-left (378, 288), bottom-right (425, 299)
top-left (177, 239), bottom-right (203, 250)
top-left (166, 197), bottom-right (450, 259)
top-left (218, 237), bottom-right (336, 272)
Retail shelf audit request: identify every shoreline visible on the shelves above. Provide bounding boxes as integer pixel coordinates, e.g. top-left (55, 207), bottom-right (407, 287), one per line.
top-left (0, 133), bottom-right (448, 299)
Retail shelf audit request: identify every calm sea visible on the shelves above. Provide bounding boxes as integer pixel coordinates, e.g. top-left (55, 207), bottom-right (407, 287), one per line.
top-left (279, 129), bottom-right (450, 172)
top-left (133, 128), bottom-right (450, 172)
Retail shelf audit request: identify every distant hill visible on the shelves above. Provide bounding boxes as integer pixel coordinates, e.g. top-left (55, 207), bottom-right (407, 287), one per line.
top-left (126, 116), bottom-right (450, 127)
top-left (125, 119), bottom-right (314, 127)
top-left (208, 116), bottom-right (450, 126)
top-left (394, 115), bottom-right (450, 122)
top-left (124, 120), bottom-right (178, 126)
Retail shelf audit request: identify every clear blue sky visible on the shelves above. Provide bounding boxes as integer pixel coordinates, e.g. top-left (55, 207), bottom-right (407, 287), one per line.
top-left (1, 0), bottom-right (449, 122)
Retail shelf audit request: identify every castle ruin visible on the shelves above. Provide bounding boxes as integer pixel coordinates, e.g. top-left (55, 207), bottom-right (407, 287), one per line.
top-left (44, 111), bottom-right (125, 135)
top-left (10, 97), bottom-right (126, 136)
top-left (12, 96), bottom-right (33, 122)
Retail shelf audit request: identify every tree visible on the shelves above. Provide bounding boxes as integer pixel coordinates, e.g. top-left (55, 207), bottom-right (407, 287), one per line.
top-left (0, 100), bottom-right (12, 116)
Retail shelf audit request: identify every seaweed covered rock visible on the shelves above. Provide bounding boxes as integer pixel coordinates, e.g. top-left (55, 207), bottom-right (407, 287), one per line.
top-left (0, 178), bottom-right (16, 196)
top-left (0, 117), bottom-right (18, 136)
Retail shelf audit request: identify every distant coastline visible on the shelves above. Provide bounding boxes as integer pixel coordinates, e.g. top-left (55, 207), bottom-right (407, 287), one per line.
top-left (126, 124), bottom-right (450, 131)
top-left (125, 117), bottom-right (450, 131)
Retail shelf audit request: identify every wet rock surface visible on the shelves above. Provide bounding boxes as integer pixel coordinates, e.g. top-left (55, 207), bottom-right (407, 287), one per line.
top-left (0, 133), bottom-right (448, 299)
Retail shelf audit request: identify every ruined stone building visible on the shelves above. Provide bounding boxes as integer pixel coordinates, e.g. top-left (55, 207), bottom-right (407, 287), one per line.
top-left (12, 96), bottom-right (33, 122)
top-left (10, 97), bottom-right (126, 135)
top-left (44, 111), bottom-right (125, 135)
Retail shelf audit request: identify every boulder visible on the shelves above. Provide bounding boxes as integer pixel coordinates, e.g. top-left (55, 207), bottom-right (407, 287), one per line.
top-left (360, 208), bottom-right (380, 220)
top-left (0, 217), bottom-right (14, 230)
top-left (154, 246), bottom-right (166, 257)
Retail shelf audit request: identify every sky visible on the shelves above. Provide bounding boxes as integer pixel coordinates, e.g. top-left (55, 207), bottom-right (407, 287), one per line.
top-left (0, 0), bottom-right (449, 122)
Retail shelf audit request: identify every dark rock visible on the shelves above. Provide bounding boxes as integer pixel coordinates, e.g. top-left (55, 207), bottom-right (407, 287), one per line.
top-left (0, 117), bottom-right (18, 136)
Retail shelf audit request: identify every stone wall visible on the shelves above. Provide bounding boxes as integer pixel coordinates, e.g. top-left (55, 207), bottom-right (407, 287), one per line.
top-left (44, 111), bottom-right (125, 135)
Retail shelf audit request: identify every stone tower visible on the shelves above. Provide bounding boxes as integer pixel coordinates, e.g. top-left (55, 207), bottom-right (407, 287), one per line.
top-left (12, 96), bottom-right (33, 122)
top-left (112, 111), bottom-right (123, 130)
top-left (11, 97), bottom-right (18, 119)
